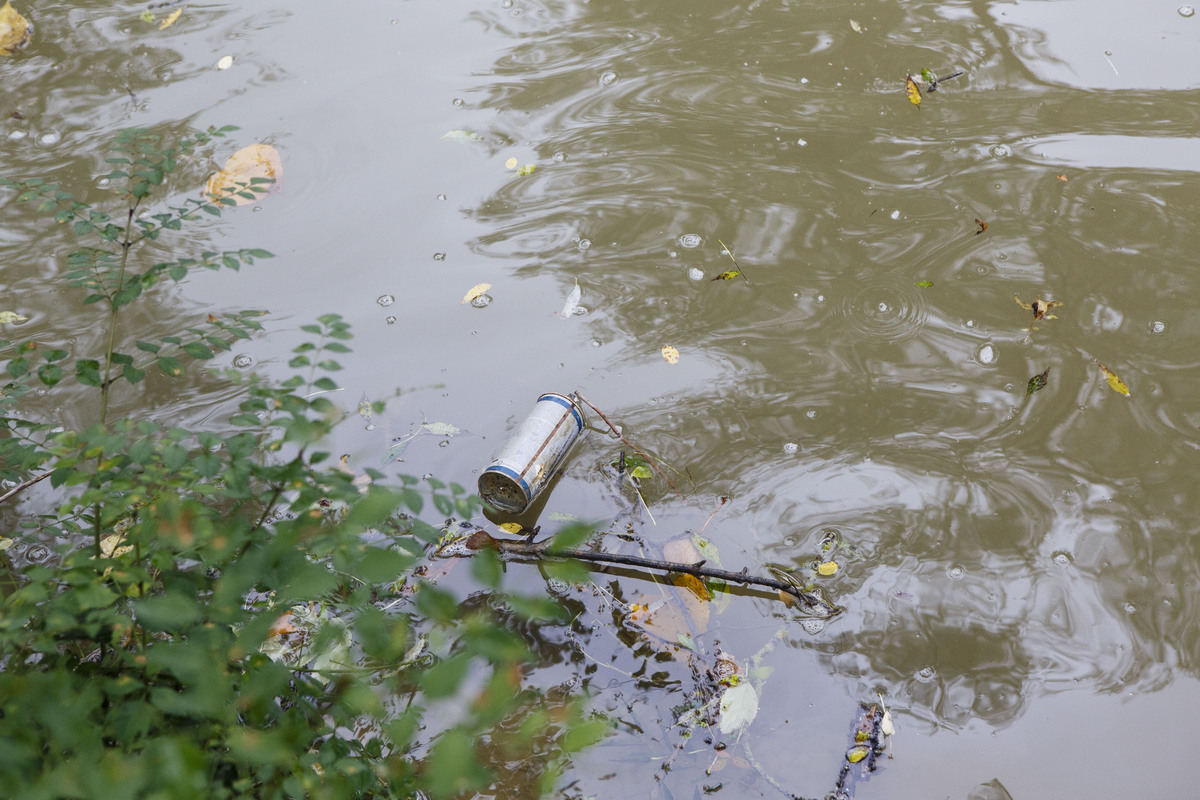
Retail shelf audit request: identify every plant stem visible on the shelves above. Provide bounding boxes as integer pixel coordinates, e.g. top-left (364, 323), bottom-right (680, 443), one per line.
top-left (99, 203), bottom-right (140, 424)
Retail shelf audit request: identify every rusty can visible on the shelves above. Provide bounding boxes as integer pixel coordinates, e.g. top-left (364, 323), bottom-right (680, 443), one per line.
top-left (478, 392), bottom-right (585, 514)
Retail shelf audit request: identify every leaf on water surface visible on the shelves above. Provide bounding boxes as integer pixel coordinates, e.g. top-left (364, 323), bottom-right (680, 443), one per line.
top-left (1026, 368), bottom-right (1050, 396)
top-left (205, 144), bottom-right (282, 206)
top-left (914, 280), bottom-right (934, 288)
top-left (846, 745), bottom-right (870, 764)
top-left (159, 8), bottom-right (182, 29)
top-left (515, 163), bottom-right (536, 176)
top-left (817, 560), bottom-right (839, 576)
top-left (498, 522), bottom-right (523, 535)
top-left (975, 218), bottom-right (988, 235)
top-left (921, 68), bottom-right (936, 85)
top-left (1056, 174), bottom-right (1069, 181)
top-left (216, 54), bottom-right (234, 70)
top-left (905, 74), bottom-right (922, 108)
top-left (849, 19), bottom-right (862, 32)
top-left (505, 157), bottom-right (518, 169)
top-left (557, 278), bottom-right (582, 318)
top-left (441, 129), bottom-right (480, 144)
top-left (711, 270), bottom-right (741, 281)
top-left (357, 393), bottom-right (373, 424)
top-left (661, 344), bottom-right (679, 365)
top-left (878, 693), bottom-right (896, 738)
top-left (1097, 363), bottom-right (1131, 396)
top-left (0, 1), bottom-right (32, 55)
top-left (718, 682), bottom-right (759, 735)
top-left (461, 282), bottom-right (491, 304)
top-left (139, 10), bottom-right (154, 22)
top-left (422, 421), bottom-right (461, 436)
top-left (0, 311), bottom-right (27, 324)
top-left (1014, 295), bottom-right (1062, 321)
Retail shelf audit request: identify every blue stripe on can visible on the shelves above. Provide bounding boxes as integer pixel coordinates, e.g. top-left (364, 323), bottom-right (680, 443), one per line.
top-left (538, 392), bottom-right (583, 432)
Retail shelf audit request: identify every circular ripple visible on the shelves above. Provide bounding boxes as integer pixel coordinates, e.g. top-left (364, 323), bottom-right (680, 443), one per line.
top-left (832, 271), bottom-right (930, 344)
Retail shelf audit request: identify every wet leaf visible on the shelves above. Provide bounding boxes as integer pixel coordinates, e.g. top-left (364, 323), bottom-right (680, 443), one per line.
top-left (1098, 363), bottom-right (1130, 396)
top-left (846, 745), bottom-right (870, 764)
top-left (0, 311), bottom-right (27, 324)
top-left (1056, 174), bottom-right (1069, 181)
top-left (0, 1), bottom-right (31, 55)
top-left (672, 573), bottom-right (712, 602)
top-left (357, 393), bottom-right (373, 425)
top-left (905, 74), bottom-right (922, 108)
top-left (557, 278), bottom-right (582, 318)
top-left (877, 692), bottom-right (895, 737)
top-left (1026, 368), bottom-right (1050, 396)
top-left (505, 157), bottom-right (518, 169)
top-left (661, 345), bottom-right (679, 365)
top-left (216, 54), bottom-right (234, 70)
top-left (499, 522), bottom-right (523, 535)
top-left (441, 129), bottom-right (480, 144)
top-left (975, 218), bottom-right (988, 235)
top-left (914, 280), bottom-right (934, 288)
top-left (711, 270), bottom-right (741, 281)
top-left (139, 10), bottom-right (154, 23)
top-left (159, 8), bottom-right (182, 29)
top-left (515, 163), bottom-right (536, 176)
top-left (718, 682), bottom-right (759, 734)
top-left (920, 68), bottom-right (936, 85)
top-left (422, 421), bottom-right (460, 436)
top-left (461, 282), bottom-right (491, 304)
top-left (1015, 295), bottom-right (1062, 321)
top-left (849, 19), bottom-right (862, 32)
top-left (205, 143), bottom-right (282, 206)
top-left (817, 560), bottom-right (839, 576)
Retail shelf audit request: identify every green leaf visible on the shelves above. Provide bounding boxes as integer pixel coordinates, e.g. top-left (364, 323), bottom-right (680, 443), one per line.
top-left (76, 359), bottom-right (102, 386)
top-left (181, 342), bottom-right (215, 360)
top-left (36, 364), bottom-right (63, 386)
top-left (157, 357), bottom-right (184, 377)
top-left (73, 220), bottom-right (95, 236)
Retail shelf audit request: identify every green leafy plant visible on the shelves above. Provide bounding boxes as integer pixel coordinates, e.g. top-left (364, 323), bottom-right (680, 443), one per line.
top-left (0, 127), bottom-right (607, 799)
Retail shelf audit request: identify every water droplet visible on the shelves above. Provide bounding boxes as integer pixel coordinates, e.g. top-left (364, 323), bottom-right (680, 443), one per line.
top-left (385, 315), bottom-right (397, 325)
top-left (678, 233), bottom-right (703, 249)
top-left (471, 294), bottom-right (493, 308)
top-left (800, 618), bottom-right (825, 635)
top-left (783, 442), bottom-right (799, 454)
top-left (1180, 4), bottom-right (1195, 16)
top-left (890, 209), bottom-right (900, 220)
top-left (433, 252), bottom-right (446, 261)
top-left (990, 144), bottom-right (1012, 158)
top-left (233, 354), bottom-right (253, 368)
top-left (1052, 551), bottom-right (1073, 566)
top-left (816, 293), bottom-right (825, 303)
top-left (975, 343), bottom-right (998, 365)
top-left (948, 565), bottom-right (965, 580)
top-left (577, 238), bottom-right (591, 252)
top-left (599, 70), bottom-right (618, 86)
top-left (1149, 320), bottom-right (1166, 334)
top-left (687, 267), bottom-right (705, 281)
top-left (377, 294), bottom-right (394, 307)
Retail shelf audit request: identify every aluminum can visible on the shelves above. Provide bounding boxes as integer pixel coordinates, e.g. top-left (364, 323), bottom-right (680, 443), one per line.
top-left (478, 392), bottom-right (585, 514)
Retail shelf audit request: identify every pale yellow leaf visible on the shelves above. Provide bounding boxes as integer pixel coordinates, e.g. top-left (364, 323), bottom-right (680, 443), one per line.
top-left (159, 8), bottom-right (182, 29)
top-left (0, 1), bottom-right (32, 55)
top-left (505, 157), bottom-right (518, 170)
top-left (1098, 363), bottom-right (1131, 396)
top-left (499, 522), bottom-right (523, 535)
top-left (461, 282), bottom-right (491, 304)
top-left (216, 54), bottom-right (234, 70)
top-left (661, 345), bottom-right (679, 365)
top-left (718, 682), bottom-right (759, 734)
top-left (205, 143), bottom-right (282, 206)
top-left (0, 311), bottom-right (27, 324)
top-left (905, 74), bottom-right (921, 108)
top-left (817, 560), bottom-right (839, 576)
top-left (850, 19), bottom-right (862, 32)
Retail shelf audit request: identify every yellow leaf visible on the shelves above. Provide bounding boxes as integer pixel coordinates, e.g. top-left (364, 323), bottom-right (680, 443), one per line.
top-left (847, 745), bottom-right (870, 763)
top-left (672, 573), bottom-right (712, 602)
top-left (1098, 363), bottom-right (1131, 396)
top-left (661, 345), bottom-right (679, 364)
top-left (499, 522), bottom-right (523, 535)
top-left (216, 54), bottom-right (234, 70)
top-left (159, 8), bottom-right (182, 29)
top-left (0, 1), bottom-right (32, 55)
top-left (505, 157), bottom-right (518, 170)
top-left (205, 143), bottom-right (282, 206)
top-left (905, 74), bottom-right (921, 108)
top-left (461, 282), bottom-right (491, 304)
top-left (710, 270), bottom-right (740, 281)
top-left (817, 560), bottom-right (839, 576)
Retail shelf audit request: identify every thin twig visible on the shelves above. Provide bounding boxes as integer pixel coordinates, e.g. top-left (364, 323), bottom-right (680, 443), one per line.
top-left (717, 238), bottom-right (751, 283)
top-left (0, 469), bottom-right (52, 504)
top-left (575, 392), bottom-right (686, 501)
top-left (457, 532), bottom-right (841, 618)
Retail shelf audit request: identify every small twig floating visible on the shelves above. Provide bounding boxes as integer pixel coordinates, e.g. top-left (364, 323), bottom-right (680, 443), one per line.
top-left (450, 530), bottom-right (842, 619)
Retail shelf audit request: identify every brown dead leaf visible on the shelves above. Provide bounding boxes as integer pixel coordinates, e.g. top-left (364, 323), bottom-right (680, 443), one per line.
top-left (205, 143), bottom-right (283, 206)
top-left (267, 612), bottom-right (297, 637)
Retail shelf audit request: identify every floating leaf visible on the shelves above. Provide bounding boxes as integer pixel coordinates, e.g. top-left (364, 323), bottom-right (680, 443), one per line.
top-left (817, 560), bottom-right (839, 576)
top-left (557, 278), bottom-right (582, 318)
top-left (159, 8), bottom-right (182, 29)
top-left (216, 54), bottom-right (234, 70)
top-left (914, 280), bottom-right (934, 288)
top-left (661, 345), bottom-right (679, 365)
top-left (422, 421), bottom-right (461, 436)
top-left (920, 68), bottom-right (936, 85)
top-left (1056, 174), bottom-right (1069, 182)
top-left (975, 218), bottom-right (988, 235)
top-left (205, 143), bottom-right (282, 206)
top-left (1015, 295), bottom-right (1062, 321)
top-left (849, 19), bottom-right (862, 32)
top-left (139, 9), bottom-right (155, 23)
top-left (461, 282), bottom-right (491, 304)
top-left (0, 311), bottom-right (27, 324)
top-left (515, 163), bottom-right (536, 176)
top-left (1098, 363), bottom-right (1131, 396)
top-left (441, 129), bottom-right (480, 144)
top-left (499, 522), bottom-right (523, 535)
top-left (846, 745), bottom-right (870, 764)
top-left (672, 573), bottom-right (712, 602)
top-left (905, 74), bottom-right (922, 108)
top-left (505, 157), bottom-right (518, 170)
top-left (677, 632), bottom-right (696, 651)
top-left (1026, 368), bottom-right (1050, 396)
top-left (711, 270), bottom-right (740, 282)
top-left (0, 2), bottom-right (32, 55)
top-left (718, 682), bottom-right (759, 734)
top-left (357, 393), bottom-right (373, 425)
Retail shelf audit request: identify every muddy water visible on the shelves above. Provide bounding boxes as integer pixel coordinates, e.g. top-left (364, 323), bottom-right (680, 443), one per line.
top-left (5, 0), bottom-right (1200, 797)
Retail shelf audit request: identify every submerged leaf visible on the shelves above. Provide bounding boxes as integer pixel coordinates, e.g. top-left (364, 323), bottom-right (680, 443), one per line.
top-left (920, 68), bottom-right (936, 85)
top-left (905, 74), bottom-right (921, 108)
top-left (846, 745), bottom-right (870, 764)
top-left (661, 344), bottom-right (679, 365)
top-left (515, 163), bottom-right (536, 176)
top-left (205, 144), bottom-right (282, 206)
top-left (0, 1), bottom-right (32, 55)
top-left (441, 129), bottom-right (480, 144)
top-left (1097, 363), bottom-right (1131, 396)
top-left (718, 682), bottom-right (759, 734)
top-left (1026, 368), bottom-right (1050, 396)
top-left (159, 8), bottom-right (182, 28)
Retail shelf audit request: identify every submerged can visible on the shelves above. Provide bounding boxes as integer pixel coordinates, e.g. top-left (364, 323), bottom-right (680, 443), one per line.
top-left (478, 392), bottom-right (585, 514)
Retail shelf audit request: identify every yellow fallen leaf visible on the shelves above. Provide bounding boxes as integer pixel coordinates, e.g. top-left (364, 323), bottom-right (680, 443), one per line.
top-left (0, 1), bottom-right (31, 55)
top-left (159, 8), bottom-right (182, 29)
top-left (461, 282), bottom-right (491, 304)
top-left (672, 573), bottom-right (712, 602)
top-left (847, 745), bottom-right (870, 763)
top-left (205, 143), bottom-right (282, 206)
top-left (1098, 363), bottom-right (1130, 396)
top-left (499, 522), bottom-right (523, 535)
top-left (905, 74), bottom-right (921, 108)
top-left (216, 54), bottom-right (234, 70)
top-left (505, 157), bottom-right (518, 170)
top-left (661, 345), bottom-right (679, 365)
top-left (850, 19), bottom-right (862, 33)
top-left (817, 560), bottom-right (839, 576)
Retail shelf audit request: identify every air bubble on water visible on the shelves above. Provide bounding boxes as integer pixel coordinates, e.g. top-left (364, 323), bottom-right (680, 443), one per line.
top-left (1180, 5), bottom-right (1196, 16)
top-left (433, 252), bottom-right (446, 261)
top-left (783, 442), bottom-right (799, 454)
top-left (678, 233), bottom-right (703, 249)
top-left (95, 177), bottom-right (111, 189)
top-left (436, 193), bottom-right (447, 200)
top-left (438, 440), bottom-right (449, 448)
top-left (800, 618), bottom-right (825, 635)
top-left (687, 267), bottom-right (705, 281)
top-left (546, 578), bottom-right (569, 595)
top-left (965, 319), bottom-right (976, 328)
top-left (915, 666), bottom-right (936, 682)
top-left (800, 77), bottom-right (810, 85)
top-left (975, 343), bottom-right (998, 365)
top-left (553, 151), bottom-right (566, 162)
top-left (816, 293), bottom-right (825, 304)
top-left (990, 144), bottom-right (1012, 158)
top-left (471, 294), bottom-right (493, 308)
top-left (1052, 551), bottom-right (1073, 566)
top-left (797, 137), bottom-right (808, 146)
top-left (599, 70), bottom-right (618, 86)
top-left (1149, 320), bottom-right (1166, 334)
top-left (9, 130), bottom-right (27, 140)
top-left (948, 565), bottom-right (965, 580)
top-left (439, 541), bottom-right (472, 557)
top-left (385, 315), bottom-right (396, 325)
top-left (1124, 601), bottom-right (1137, 614)
top-left (577, 238), bottom-right (592, 251)
top-left (890, 209), bottom-right (900, 220)
top-left (668, 249), bottom-right (679, 258)
top-left (40, 132), bottom-right (61, 145)
top-left (452, 97), bottom-right (464, 107)
top-left (806, 409), bottom-right (817, 419)
top-left (590, 338), bottom-right (602, 348)
top-left (233, 354), bottom-right (253, 368)
top-left (377, 294), bottom-right (394, 307)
